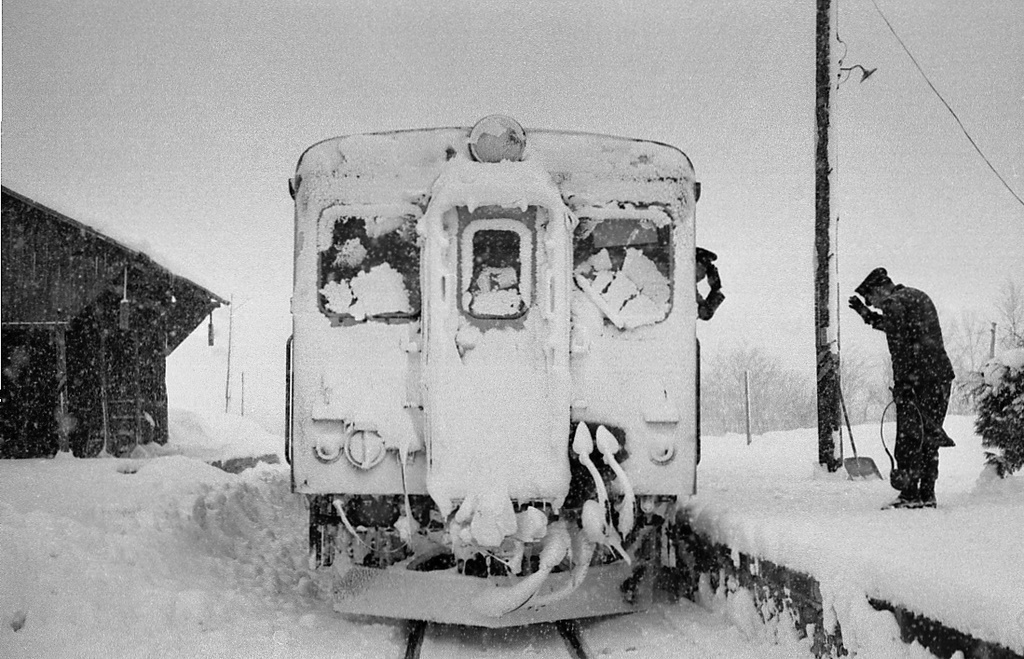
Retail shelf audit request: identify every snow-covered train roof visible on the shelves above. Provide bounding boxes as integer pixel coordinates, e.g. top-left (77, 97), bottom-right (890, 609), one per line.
top-left (292, 127), bottom-right (697, 215)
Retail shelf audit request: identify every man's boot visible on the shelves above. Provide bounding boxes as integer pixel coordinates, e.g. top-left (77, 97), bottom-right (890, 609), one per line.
top-left (882, 484), bottom-right (920, 510)
top-left (916, 481), bottom-right (937, 509)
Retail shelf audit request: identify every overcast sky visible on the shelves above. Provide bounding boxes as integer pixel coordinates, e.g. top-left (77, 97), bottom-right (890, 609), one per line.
top-left (3, 0), bottom-right (1022, 433)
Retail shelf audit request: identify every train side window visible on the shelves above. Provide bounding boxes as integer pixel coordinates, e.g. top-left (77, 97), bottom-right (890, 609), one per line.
top-left (318, 210), bottom-right (420, 322)
top-left (573, 216), bottom-right (672, 328)
top-left (460, 219), bottom-right (532, 319)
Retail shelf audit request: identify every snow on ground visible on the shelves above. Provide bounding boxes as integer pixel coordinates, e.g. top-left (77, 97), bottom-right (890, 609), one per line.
top-left (162, 408), bottom-right (285, 466)
top-left (687, 415), bottom-right (1024, 656)
top-left (0, 421), bottom-right (395, 659)
top-left (0, 410), bottom-right (1015, 658)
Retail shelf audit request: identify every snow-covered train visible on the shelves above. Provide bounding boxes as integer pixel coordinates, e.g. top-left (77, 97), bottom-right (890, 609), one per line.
top-left (286, 116), bottom-right (700, 626)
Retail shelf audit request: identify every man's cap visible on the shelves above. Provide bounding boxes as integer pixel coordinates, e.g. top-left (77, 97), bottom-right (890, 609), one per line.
top-left (855, 267), bottom-right (892, 296)
top-left (696, 247), bottom-right (718, 264)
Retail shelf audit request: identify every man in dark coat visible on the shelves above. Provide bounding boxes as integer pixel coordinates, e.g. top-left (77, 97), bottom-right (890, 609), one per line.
top-left (694, 248), bottom-right (724, 466)
top-left (849, 267), bottom-right (955, 509)
top-left (696, 247), bottom-right (725, 321)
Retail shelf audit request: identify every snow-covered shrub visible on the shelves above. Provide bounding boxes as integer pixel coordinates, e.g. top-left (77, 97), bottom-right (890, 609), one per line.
top-left (975, 349), bottom-right (1024, 477)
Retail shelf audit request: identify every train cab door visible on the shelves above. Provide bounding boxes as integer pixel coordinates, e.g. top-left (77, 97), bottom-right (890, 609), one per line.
top-left (421, 203), bottom-right (572, 511)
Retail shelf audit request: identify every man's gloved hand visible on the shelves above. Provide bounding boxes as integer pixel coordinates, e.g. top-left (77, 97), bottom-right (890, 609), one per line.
top-left (706, 263), bottom-right (722, 291)
top-left (848, 295), bottom-right (869, 317)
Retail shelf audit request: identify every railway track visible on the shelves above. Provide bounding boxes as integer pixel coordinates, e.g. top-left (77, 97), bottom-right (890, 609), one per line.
top-left (555, 620), bottom-right (591, 659)
top-left (403, 619), bottom-right (594, 659)
top-left (404, 621), bottom-right (427, 659)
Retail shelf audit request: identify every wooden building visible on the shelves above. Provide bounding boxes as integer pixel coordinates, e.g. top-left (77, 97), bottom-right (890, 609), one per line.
top-left (1, 186), bottom-right (227, 458)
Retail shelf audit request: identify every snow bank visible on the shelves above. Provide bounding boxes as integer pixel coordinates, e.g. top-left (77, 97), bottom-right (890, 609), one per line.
top-left (2, 411), bottom-right (1016, 657)
top-left (0, 446), bottom-right (825, 659)
top-left (686, 415), bottom-right (1024, 655)
top-left (0, 454), bottom-right (400, 658)
top-left (161, 407), bottom-right (284, 466)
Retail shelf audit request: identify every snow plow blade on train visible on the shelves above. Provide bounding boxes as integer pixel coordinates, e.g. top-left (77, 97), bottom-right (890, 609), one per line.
top-left (332, 562), bottom-right (653, 627)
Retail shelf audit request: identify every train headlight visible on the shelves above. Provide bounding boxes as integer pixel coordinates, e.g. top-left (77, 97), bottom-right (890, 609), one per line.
top-left (649, 437), bottom-right (676, 464)
top-left (344, 430), bottom-right (387, 470)
top-left (469, 115), bottom-right (526, 163)
top-left (313, 433), bottom-right (344, 463)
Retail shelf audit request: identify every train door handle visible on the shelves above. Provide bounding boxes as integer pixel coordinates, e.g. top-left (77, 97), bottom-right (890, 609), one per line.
top-left (441, 274), bottom-right (454, 306)
top-left (546, 272), bottom-right (555, 317)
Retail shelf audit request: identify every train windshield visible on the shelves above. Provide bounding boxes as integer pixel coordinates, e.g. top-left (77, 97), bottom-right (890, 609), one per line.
top-left (459, 213), bottom-right (534, 320)
top-left (573, 215), bottom-right (673, 329)
top-left (317, 207), bottom-right (420, 322)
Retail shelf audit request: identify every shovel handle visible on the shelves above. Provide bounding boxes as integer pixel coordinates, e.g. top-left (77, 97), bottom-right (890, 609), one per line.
top-left (838, 389), bottom-right (859, 457)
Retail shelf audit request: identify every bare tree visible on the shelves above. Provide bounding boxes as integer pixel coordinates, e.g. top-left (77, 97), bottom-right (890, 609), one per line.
top-left (838, 342), bottom-right (875, 423)
top-left (943, 309), bottom-right (990, 375)
top-left (864, 362), bottom-right (895, 423)
top-left (700, 344), bottom-right (815, 435)
top-left (699, 347), bottom-right (743, 436)
top-left (940, 309), bottom-right (992, 414)
top-left (994, 278), bottom-right (1024, 350)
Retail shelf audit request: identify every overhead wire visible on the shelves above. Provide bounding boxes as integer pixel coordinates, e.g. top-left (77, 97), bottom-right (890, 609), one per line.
top-left (869, 0), bottom-right (1024, 210)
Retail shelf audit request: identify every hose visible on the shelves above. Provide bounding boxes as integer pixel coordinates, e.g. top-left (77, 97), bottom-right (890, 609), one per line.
top-left (878, 396), bottom-right (925, 471)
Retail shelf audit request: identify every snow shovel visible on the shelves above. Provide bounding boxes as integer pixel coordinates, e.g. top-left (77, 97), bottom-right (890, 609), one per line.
top-left (840, 390), bottom-right (883, 480)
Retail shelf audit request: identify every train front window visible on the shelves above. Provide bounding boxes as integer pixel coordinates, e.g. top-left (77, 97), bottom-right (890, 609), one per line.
top-left (573, 215), bottom-right (672, 328)
top-left (318, 207), bottom-right (420, 322)
top-left (459, 217), bottom-right (533, 320)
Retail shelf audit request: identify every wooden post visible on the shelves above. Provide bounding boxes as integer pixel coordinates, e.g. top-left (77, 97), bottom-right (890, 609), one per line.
top-left (132, 325), bottom-right (142, 451)
top-left (990, 322), bottom-right (997, 358)
top-left (99, 330), bottom-right (111, 457)
top-left (744, 370), bottom-right (752, 445)
top-left (53, 325), bottom-right (70, 453)
top-left (815, 0), bottom-right (842, 471)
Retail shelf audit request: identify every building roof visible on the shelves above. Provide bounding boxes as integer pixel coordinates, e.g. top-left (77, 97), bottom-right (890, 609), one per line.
top-left (1, 185), bottom-right (227, 351)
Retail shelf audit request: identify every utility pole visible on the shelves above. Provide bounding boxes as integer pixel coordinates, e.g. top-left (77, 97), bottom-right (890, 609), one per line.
top-left (815, 0), bottom-right (842, 471)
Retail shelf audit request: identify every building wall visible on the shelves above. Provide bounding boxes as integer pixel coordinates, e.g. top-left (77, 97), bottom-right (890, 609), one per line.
top-left (2, 195), bottom-right (126, 325)
top-left (0, 328), bottom-right (60, 458)
top-left (2, 188), bottom-right (218, 459)
top-left (1, 298), bottom-right (171, 459)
